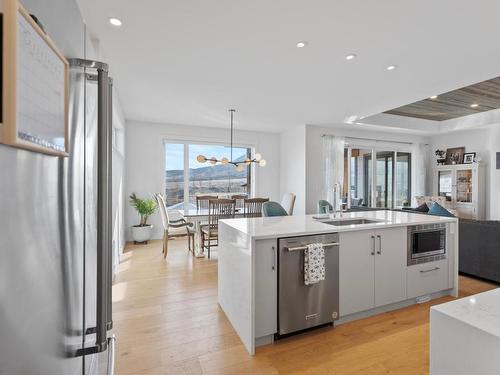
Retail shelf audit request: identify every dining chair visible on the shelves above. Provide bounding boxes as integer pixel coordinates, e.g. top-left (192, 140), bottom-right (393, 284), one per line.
top-left (243, 198), bottom-right (269, 218)
top-left (155, 194), bottom-right (195, 258)
top-left (231, 194), bottom-right (247, 211)
top-left (196, 195), bottom-right (218, 210)
top-left (280, 193), bottom-right (296, 215)
top-left (262, 201), bottom-right (288, 217)
top-left (201, 199), bottom-right (235, 258)
top-left (317, 199), bottom-right (333, 214)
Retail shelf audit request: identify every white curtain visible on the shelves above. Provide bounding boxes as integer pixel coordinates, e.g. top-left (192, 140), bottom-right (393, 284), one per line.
top-left (323, 135), bottom-right (345, 206)
top-left (411, 142), bottom-right (429, 204)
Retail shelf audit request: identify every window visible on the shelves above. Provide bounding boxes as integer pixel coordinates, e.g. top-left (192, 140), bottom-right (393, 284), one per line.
top-left (344, 146), bottom-right (411, 209)
top-left (165, 142), bottom-right (251, 209)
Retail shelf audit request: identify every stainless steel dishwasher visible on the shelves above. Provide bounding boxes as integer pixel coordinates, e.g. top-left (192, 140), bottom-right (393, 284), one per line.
top-left (277, 233), bottom-right (340, 336)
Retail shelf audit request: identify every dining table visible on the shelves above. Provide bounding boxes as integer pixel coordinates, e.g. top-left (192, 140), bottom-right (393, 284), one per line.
top-left (176, 208), bottom-right (245, 257)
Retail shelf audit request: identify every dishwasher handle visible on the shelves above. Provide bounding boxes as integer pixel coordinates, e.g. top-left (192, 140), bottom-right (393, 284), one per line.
top-left (286, 242), bottom-right (339, 252)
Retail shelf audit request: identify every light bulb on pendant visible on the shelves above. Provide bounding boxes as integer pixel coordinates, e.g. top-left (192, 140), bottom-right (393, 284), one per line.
top-left (196, 155), bottom-right (206, 163)
top-left (221, 157), bottom-right (229, 165)
top-left (245, 158), bottom-right (251, 165)
top-left (210, 157), bottom-right (217, 165)
top-left (259, 159), bottom-right (267, 167)
top-left (254, 153), bottom-right (262, 161)
top-left (235, 164), bottom-right (244, 172)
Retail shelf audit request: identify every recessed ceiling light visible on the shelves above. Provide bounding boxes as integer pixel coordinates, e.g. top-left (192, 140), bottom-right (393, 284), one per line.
top-left (108, 17), bottom-right (122, 26)
top-left (430, 95), bottom-right (438, 99)
top-left (346, 54), bottom-right (357, 60)
top-left (470, 103), bottom-right (479, 108)
top-left (386, 65), bottom-right (397, 71)
top-left (296, 41), bottom-right (307, 48)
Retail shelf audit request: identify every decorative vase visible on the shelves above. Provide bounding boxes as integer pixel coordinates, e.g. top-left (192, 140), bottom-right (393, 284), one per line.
top-left (131, 225), bottom-right (153, 244)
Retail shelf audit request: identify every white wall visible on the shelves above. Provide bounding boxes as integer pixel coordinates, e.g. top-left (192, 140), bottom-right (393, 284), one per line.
top-left (428, 125), bottom-right (500, 220)
top-left (111, 90), bottom-right (126, 271)
top-left (125, 121), bottom-right (280, 240)
top-left (305, 124), bottom-right (430, 214)
top-left (280, 125), bottom-right (306, 215)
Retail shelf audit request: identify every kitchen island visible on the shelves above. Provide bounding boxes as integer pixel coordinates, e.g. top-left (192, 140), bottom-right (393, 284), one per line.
top-left (218, 210), bottom-right (458, 354)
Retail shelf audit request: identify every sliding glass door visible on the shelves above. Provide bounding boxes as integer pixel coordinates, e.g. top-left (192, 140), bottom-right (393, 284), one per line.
top-left (375, 151), bottom-right (394, 208)
top-left (395, 153), bottom-right (411, 207)
top-left (344, 146), bottom-right (411, 209)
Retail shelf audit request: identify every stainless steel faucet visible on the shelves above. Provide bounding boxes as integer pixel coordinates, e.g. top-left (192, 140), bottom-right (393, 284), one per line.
top-left (332, 183), bottom-right (342, 218)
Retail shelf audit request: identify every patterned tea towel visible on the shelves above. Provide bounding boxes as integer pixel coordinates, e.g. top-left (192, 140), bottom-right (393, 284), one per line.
top-left (304, 243), bottom-right (325, 285)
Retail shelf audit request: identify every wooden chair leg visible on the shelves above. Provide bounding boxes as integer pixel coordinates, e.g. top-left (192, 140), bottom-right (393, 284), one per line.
top-left (208, 233), bottom-right (211, 259)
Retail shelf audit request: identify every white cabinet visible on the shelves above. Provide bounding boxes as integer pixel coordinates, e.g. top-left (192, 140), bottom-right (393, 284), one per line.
top-left (374, 228), bottom-right (407, 307)
top-left (407, 259), bottom-right (449, 299)
top-left (254, 239), bottom-right (277, 338)
top-left (433, 164), bottom-right (485, 219)
top-left (339, 230), bottom-right (375, 316)
top-left (339, 227), bottom-right (407, 316)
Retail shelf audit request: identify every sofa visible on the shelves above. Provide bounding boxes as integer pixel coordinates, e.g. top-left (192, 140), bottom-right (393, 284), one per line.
top-left (459, 219), bottom-right (500, 283)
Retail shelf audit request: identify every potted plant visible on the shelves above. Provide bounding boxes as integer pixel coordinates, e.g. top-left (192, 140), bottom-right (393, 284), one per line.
top-left (129, 193), bottom-right (157, 244)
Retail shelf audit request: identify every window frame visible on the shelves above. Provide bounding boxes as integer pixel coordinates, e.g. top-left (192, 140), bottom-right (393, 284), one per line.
top-left (164, 139), bottom-right (255, 208)
top-left (345, 144), bottom-right (412, 209)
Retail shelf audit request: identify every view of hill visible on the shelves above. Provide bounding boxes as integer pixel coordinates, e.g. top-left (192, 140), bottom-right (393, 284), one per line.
top-left (166, 155), bottom-right (248, 182)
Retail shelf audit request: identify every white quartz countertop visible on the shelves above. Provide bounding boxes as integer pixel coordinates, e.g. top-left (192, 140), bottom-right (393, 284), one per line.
top-left (220, 210), bottom-right (457, 240)
top-left (432, 288), bottom-right (500, 339)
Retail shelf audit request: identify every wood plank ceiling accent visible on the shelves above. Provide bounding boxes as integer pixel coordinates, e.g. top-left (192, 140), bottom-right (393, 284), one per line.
top-left (384, 76), bottom-right (500, 121)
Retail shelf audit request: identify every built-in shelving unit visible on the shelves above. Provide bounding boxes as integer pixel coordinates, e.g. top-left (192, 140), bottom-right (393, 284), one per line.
top-left (433, 164), bottom-right (485, 219)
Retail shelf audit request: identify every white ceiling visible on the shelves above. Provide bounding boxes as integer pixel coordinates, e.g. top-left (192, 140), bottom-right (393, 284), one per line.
top-left (77, 0), bottom-right (500, 133)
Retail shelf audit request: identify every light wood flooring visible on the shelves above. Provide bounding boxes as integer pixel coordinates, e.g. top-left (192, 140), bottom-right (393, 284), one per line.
top-left (112, 238), bottom-right (496, 375)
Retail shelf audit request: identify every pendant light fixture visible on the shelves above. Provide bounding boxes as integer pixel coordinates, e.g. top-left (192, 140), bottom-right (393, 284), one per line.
top-left (196, 109), bottom-right (266, 171)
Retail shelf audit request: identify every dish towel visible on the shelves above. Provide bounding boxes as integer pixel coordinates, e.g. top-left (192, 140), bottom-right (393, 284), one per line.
top-left (304, 243), bottom-right (325, 285)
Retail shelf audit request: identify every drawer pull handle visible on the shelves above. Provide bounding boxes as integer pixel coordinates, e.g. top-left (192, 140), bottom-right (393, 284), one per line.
top-left (420, 267), bottom-right (440, 273)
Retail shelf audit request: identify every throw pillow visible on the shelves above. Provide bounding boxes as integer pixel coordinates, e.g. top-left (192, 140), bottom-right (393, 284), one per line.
top-left (414, 202), bottom-right (430, 213)
top-left (428, 202), bottom-right (455, 217)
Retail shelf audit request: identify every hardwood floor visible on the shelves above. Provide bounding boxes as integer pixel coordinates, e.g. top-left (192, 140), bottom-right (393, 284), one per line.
top-left (113, 238), bottom-right (496, 375)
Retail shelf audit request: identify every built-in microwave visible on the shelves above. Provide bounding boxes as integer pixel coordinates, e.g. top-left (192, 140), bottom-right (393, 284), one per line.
top-left (407, 224), bottom-right (446, 265)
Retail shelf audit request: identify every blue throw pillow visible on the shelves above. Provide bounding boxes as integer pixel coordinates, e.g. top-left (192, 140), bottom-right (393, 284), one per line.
top-left (428, 202), bottom-right (455, 217)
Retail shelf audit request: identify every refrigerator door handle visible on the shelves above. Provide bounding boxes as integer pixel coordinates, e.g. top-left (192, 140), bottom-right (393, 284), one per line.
top-left (107, 335), bottom-right (116, 375)
top-left (106, 76), bottom-right (114, 332)
top-left (95, 66), bottom-right (111, 353)
top-left (70, 58), bottom-right (112, 356)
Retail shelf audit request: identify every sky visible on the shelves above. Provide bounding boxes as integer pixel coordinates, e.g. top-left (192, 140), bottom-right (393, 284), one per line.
top-left (165, 143), bottom-right (248, 170)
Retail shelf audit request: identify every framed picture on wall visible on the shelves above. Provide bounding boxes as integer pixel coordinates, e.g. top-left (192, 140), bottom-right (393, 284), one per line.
top-left (463, 152), bottom-right (476, 164)
top-left (445, 147), bottom-right (465, 165)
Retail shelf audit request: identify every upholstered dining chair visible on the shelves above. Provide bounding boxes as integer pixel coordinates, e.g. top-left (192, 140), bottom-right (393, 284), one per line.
top-left (243, 198), bottom-right (269, 218)
top-left (201, 199), bottom-right (236, 258)
top-left (280, 193), bottom-right (296, 215)
top-left (317, 199), bottom-right (333, 214)
top-left (155, 194), bottom-right (194, 258)
top-left (262, 201), bottom-right (288, 217)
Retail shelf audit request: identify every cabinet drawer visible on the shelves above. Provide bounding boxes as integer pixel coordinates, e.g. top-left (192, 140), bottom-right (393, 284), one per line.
top-left (407, 259), bottom-right (449, 299)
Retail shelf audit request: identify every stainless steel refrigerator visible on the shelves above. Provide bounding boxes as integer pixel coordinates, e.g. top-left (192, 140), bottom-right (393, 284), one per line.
top-left (0, 1), bottom-right (114, 374)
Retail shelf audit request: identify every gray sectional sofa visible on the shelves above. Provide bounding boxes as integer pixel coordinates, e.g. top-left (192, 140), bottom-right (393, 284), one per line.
top-left (459, 219), bottom-right (500, 283)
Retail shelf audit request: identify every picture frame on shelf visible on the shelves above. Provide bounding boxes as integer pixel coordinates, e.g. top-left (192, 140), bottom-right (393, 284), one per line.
top-left (445, 147), bottom-right (465, 165)
top-left (463, 152), bottom-right (476, 164)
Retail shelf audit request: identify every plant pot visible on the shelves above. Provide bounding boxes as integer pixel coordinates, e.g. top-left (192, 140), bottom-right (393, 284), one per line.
top-left (132, 225), bottom-right (153, 244)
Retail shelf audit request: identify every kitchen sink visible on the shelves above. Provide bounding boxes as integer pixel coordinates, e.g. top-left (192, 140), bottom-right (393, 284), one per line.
top-left (320, 218), bottom-right (381, 226)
